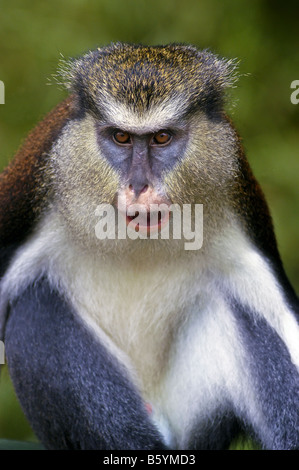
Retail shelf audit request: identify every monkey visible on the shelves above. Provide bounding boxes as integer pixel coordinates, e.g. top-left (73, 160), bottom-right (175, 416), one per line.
top-left (0, 42), bottom-right (298, 450)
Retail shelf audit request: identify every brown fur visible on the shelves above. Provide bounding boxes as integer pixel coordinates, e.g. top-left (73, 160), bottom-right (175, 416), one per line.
top-left (0, 96), bottom-right (76, 246)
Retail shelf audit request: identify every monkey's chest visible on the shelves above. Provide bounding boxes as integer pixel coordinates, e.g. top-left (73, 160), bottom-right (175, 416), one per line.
top-left (62, 255), bottom-right (201, 394)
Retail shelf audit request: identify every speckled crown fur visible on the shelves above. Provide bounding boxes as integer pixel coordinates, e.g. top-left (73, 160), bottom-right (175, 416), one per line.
top-left (58, 42), bottom-right (238, 117)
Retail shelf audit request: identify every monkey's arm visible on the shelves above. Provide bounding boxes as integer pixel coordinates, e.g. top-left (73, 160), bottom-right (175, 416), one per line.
top-left (4, 277), bottom-right (166, 450)
top-left (230, 297), bottom-right (299, 450)
top-left (225, 153), bottom-right (299, 450)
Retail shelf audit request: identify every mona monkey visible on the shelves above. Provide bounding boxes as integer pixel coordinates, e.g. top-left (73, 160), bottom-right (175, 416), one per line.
top-left (0, 43), bottom-right (298, 450)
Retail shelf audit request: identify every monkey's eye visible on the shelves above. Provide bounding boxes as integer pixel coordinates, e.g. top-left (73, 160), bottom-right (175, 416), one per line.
top-left (113, 130), bottom-right (132, 145)
top-left (152, 131), bottom-right (172, 146)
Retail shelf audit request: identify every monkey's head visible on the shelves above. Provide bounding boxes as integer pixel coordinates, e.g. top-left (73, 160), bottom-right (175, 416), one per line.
top-left (49, 43), bottom-right (240, 252)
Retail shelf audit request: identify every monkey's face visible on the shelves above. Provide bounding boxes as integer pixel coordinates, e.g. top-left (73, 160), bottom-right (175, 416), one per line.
top-left (49, 44), bottom-right (239, 251)
top-left (50, 114), bottom-right (191, 246)
top-left (96, 121), bottom-right (190, 234)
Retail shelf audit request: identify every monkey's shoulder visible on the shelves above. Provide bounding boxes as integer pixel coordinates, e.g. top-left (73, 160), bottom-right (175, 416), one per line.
top-left (0, 96), bottom-right (76, 273)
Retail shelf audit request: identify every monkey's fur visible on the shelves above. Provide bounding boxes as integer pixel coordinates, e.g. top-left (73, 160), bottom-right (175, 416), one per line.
top-left (0, 43), bottom-right (298, 450)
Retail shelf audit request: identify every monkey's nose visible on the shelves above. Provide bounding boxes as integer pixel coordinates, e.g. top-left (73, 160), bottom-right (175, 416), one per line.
top-left (128, 183), bottom-right (149, 198)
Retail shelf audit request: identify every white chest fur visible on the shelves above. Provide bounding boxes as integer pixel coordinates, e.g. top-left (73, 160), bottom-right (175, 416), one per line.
top-left (0, 210), bottom-right (206, 390)
top-left (2, 210), bottom-right (299, 448)
top-left (49, 239), bottom-right (205, 396)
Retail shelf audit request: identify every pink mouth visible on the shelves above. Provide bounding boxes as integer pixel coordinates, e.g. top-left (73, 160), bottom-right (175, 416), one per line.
top-left (125, 209), bottom-right (170, 234)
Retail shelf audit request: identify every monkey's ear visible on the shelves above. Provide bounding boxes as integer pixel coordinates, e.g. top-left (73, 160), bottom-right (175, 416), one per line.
top-left (0, 96), bottom-right (76, 251)
top-left (205, 52), bottom-right (239, 91)
top-left (54, 54), bottom-right (100, 115)
top-left (195, 49), bottom-right (240, 111)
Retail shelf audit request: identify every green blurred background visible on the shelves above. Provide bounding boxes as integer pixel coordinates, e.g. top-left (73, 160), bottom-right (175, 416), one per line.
top-left (0, 0), bottom-right (298, 447)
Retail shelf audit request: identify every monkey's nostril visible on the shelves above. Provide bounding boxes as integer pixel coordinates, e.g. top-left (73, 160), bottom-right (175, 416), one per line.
top-left (140, 184), bottom-right (149, 194)
top-left (128, 183), bottom-right (149, 197)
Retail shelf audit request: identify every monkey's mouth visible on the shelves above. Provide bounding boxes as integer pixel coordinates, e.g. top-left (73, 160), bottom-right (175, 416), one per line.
top-left (125, 209), bottom-right (170, 235)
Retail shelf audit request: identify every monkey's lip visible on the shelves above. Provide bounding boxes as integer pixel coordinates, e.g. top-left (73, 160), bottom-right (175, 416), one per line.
top-left (122, 209), bottom-right (170, 234)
